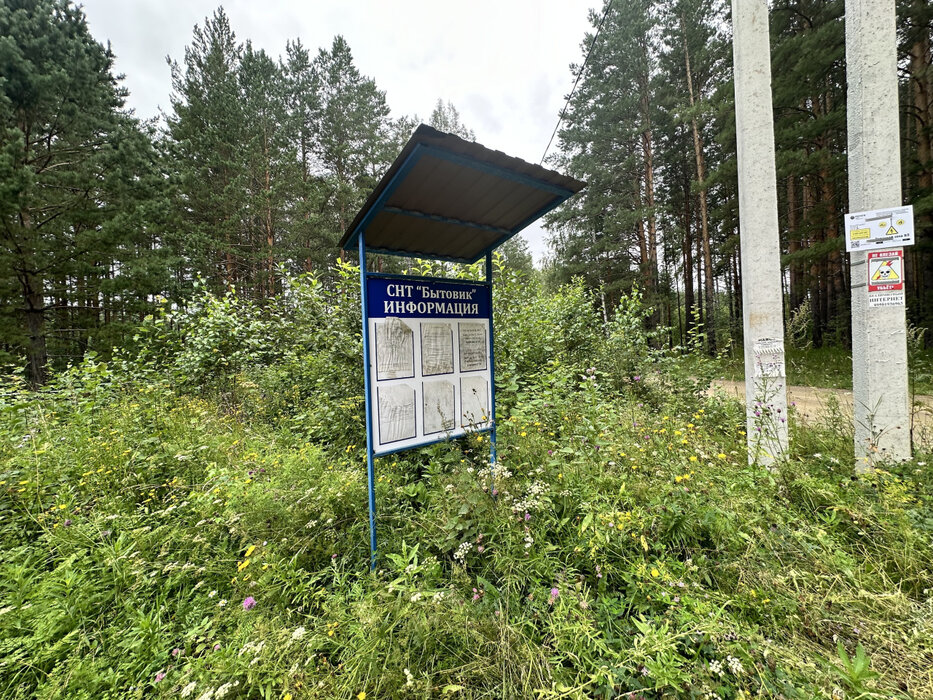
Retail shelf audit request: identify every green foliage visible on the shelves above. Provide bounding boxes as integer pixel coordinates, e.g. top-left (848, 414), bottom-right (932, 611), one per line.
top-left (2, 268), bottom-right (932, 699)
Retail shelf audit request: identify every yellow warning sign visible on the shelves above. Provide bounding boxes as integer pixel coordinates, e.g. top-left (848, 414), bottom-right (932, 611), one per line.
top-left (878, 221), bottom-right (888, 228)
top-left (886, 226), bottom-right (898, 235)
top-left (871, 259), bottom-right (900, 283)
top-left (850, 228), bottom-right (870, 240)
top-left (896, 218), bottom-right (905, 226)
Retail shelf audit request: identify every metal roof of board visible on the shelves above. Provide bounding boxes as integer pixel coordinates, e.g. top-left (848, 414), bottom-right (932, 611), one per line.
top-left (339, 124), bottom-right (585, 264)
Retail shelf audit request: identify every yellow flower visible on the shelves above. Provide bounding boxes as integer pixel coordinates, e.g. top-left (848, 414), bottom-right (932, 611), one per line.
top-left (717, 453), bottom-right (727, 460)
top-left (651, 568), bottom-right (660, 578)
top-left (245, 545), bottom-right (257, 557)
top-left (520, 431), bottom-right (527, 437)
top-left (358, 693), bottom-right (367, 700)
top-left (238, 559), bottom-right (250, 572)
top-left (689, 455), bottom-right (698, 462)
top-left (284, 694), bottom-right (292, 700)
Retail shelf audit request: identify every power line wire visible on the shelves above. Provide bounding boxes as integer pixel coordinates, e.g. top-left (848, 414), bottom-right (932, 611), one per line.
top-left (539, 0), bottom-right (613, 165)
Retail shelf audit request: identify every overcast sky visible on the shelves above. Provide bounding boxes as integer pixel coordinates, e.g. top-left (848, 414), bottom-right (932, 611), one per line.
top-left (79, 0), bottom-right (597, 264)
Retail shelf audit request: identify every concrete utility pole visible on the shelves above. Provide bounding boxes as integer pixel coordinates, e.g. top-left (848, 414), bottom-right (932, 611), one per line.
top-left (731, 0), bottom-right (789, 465)
top-left (846, 0), bottom-right (911, 469)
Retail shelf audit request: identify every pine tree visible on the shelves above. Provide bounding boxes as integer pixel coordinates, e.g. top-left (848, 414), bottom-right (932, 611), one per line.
top-left (546, 0), bottom-right (660, 319)
top-left (166, 7), bottom-right (246, 291)
top-left (311, 36), bottom-right (393, 252)
top-left (0, 0), bottom-right (158, 383)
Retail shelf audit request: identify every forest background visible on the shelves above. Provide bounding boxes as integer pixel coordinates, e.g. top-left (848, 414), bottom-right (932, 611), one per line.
top-left (2, 0), bottom-right (933, 386)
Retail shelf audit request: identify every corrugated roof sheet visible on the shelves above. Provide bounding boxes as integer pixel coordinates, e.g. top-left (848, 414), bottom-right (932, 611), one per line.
top-left (339, 125), bottom-right (585, 263)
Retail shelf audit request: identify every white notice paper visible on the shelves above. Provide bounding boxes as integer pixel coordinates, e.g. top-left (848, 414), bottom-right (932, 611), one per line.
top-left (377, 384), bottom-right (416, 444)
top-left (458, 323), bottom-right (487, 372)
top-left (423, 380), bottom-right (456, 434)
top-left (421, 323), bottom-right (454, 375)
top-left (375, 318), bottom-right (414, 380)
top-left (753, 338), bottom-right (786, 378)
top-left (460, 376), bottom-right (489, 428)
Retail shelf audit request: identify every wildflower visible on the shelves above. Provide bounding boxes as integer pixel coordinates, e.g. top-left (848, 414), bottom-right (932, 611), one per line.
top-left (726, 655), bottom-right (744, 675)
top-left (208, 590), bottom-right (217, 598)
top-left (180, 681), bottom-right (197, 698)
top-left (172, 648), bottom-right (183, 658)
top-left (651, 568), bottom-right (660, 578)
top-left (524, 512), bottom-right (531, 522)
top-left (242, 596), bottom-right (256, 610)
top-left (154, 670), bottom-right (166, 682)
top-left (709, 659), bottom-right (724, 677)
top-left (548, 587), bottom-right (559, 604)
top-left (245, 545), bottom-right (256, 557)
top-left (404, 668), bottom-right (414, 687)
top-left (218, 599), bottom-right (227, 607)
top-left (358, 693), bottom-right (367, 700)
top-left (292, 626), bottom-right (306, 641)
top-left (454, 541), bottom-right (472, 562)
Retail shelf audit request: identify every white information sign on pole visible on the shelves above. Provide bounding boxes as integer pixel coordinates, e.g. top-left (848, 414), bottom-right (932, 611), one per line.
top-left (366, 276), bottom-right (492, 455)
top-left (844, 204), bottom-right (914, 252)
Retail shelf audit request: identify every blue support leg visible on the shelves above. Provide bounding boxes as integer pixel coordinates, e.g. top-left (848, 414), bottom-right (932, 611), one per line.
top-left (359, 234), bottom-right (378, 570)
top-left (486, 253), bottom-right (497, 485)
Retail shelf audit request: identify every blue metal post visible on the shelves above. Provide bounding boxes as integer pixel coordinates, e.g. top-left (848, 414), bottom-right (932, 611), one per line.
top-left (359, 234), bottom-right (378, 570)
top-left (486, 253), bottom-right (497, 475)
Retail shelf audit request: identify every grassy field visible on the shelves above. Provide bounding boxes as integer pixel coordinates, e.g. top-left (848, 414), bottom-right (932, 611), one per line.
top-left (1, 273), bottom-right (932, 699)
top-left (714, 344), bottom-right (933, 395)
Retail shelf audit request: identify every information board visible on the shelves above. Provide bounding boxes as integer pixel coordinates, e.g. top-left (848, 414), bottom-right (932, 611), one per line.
top-left (844, 205), bottom-right (914, 252)
top-left (366, 276), bottom-right (492, 455)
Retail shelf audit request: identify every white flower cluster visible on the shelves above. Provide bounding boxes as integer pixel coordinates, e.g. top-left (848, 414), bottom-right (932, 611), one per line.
top-left (238, 640), bottom-right (265, 657)
top-left (214, 681), bottom-right (240, 698)
top-left (726, 655), bottom-right (744, 675)
top-left (291, 626), bottom-right (306, 641)
top-left (453, 541), bottom-right (472, 562)
top-left (523, 531), bottom-right (534, 549)
top-left (410, 592), bottom-right (423, 602)
top-left (404, 668), bottom-right (415, 687)
top-left (708, 659), bottom-right (724, 678)
top-left (509, 480), bottom-right (548, 514)
top-left (180, 681), bottom-right (197, 698)
top-left (431, 590), bottom-right (447, 603)
top-left (490, 463), bottom-right (513, 481)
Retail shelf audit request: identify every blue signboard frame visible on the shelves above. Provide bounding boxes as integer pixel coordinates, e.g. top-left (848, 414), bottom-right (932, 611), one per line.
top-left (359, 233), bottom-right (497, 569)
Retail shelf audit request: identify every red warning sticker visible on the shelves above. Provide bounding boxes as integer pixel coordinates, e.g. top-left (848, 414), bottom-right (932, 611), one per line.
top-left (867, 249), bottom-right (904, 293)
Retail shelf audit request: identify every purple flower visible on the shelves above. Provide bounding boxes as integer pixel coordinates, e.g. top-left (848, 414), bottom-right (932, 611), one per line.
top-left (171, 648), bottom-right (182, 658)
top-left (633, 375), bottom-right (641, 382)
top-left (477, 545), bottom-right (484, 553)
top-left (547, 450), bottom-right (553, 456)
top-left (331, 553), bottom-right (338, 560)
top-left (154, 670), bottom-right (166, 682)
top-left (491, 488), bottom-right (498, 497)
top-left (549, 587), bottom-right (559, 600)
top-left (63, 519), bottom-right (72, 527)
top-left (524, 512), bottom-right (531, 522)
top-left (242, 596), bottom-right (256, 611)
top-left (213, 642), bottom-right (221, 651)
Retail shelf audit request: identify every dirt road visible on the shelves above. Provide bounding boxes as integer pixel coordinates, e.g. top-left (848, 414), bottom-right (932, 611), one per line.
top-left (711, 379), bottom-right (933, 437)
